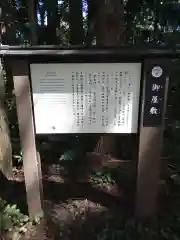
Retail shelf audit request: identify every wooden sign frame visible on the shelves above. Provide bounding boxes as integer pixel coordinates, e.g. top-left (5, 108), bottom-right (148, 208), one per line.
top-left (0, 46), bottom-right (173, 219)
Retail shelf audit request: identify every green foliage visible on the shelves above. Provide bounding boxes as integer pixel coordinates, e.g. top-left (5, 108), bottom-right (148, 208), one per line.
top-left (51, 178), bottom-right (180, 239)
top-left (2, 0), bottom-right (180, 46)
top-left (94, 180), bottom-right (180, 240)
top-left (59, 150), bottom-right (76, 161)
top-left (30, 212), bottom-right (44, 225)
top-left (95, 216), bottom-right (180, 240)
top-left (13, 151), bottom-right (23, 164)
top-left (54, 209), bottom-right (180, 239)
top-left (90, 168), bottom-right (115, 186)
top-left (0, 201), bottom-right (29, 235)
top-left (0, 200), bottom-right (44, 239)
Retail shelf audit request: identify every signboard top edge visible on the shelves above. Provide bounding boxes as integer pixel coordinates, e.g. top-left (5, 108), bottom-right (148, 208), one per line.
top-left (0, 45), bottom-right (179, 58)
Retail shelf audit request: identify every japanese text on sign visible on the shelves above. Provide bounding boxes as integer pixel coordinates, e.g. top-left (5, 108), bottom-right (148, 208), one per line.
top-left (143, 62), bottom-right (168, 126)
top-left (30, 63), bottom-right (141, 134)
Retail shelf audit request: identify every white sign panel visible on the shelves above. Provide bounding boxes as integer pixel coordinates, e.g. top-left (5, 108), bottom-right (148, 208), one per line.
top-left (30, 63), bottom-right (141, 134)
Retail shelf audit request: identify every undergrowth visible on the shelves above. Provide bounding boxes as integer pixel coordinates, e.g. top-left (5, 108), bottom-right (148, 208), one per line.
top-left (0, 200), bottom-right (42, 239)
top-left (52, 170), bottom-right (180, 240)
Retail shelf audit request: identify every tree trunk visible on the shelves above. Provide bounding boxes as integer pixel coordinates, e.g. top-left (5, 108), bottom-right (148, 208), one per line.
top-left (0, 59), bottom-right (12, 178)
top-left (96, 0), bottom-right (124, 46)
top-left (0, 2), bottom-right (17, 45)
top-left (39, 1), bottom-right (45, 27)
top-left (125, 0), bottom-right (141, 44)
top-left (0, 4), bottom-right (12, 178)
top-left (28, 0), bottom-right (38, 45)
top-left (45, 0), bottom-right (58, 44)
top-left (95, 0), bottom-right (124, 156)
top-left (86, 0), bottom-right (97, 45)
top-left (69, 0), bottom-right (84, 44)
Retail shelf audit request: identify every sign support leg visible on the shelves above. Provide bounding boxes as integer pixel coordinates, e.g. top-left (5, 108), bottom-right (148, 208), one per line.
top-left (135, 58), bottom-right (170, 219)
top-left (12, 60), bottom-right (43, 218)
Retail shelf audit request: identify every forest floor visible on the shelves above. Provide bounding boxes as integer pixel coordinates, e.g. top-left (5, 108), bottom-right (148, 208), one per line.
top-left (0, 161), bottom-right (135, 240)
top-left (1, 159), bottom-right (180, 240)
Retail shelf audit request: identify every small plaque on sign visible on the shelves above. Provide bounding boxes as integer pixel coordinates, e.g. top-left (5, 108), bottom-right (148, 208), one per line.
top-left (30, 63), bottom-right (141, 134)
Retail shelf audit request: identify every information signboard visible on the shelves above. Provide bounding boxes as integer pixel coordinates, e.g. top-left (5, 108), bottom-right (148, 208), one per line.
top-left (30, 63), bottom-right (141, 134)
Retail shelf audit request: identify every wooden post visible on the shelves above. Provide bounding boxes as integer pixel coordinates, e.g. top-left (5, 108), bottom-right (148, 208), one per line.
top-left (0, 58), bottom-right (12, 178)
top-left (135, 59), bottom-right (170, 219)
top-left (12, 60), bottom-right (43, 218)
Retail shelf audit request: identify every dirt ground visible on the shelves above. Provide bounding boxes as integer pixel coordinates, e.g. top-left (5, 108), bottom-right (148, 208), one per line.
top-left (1, 161), bottom-right (137, 240)
top-left (2, 154), bottom-right (177, 240)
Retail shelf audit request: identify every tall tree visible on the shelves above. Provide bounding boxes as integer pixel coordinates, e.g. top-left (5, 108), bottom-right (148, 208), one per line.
top-left (44, 0), bottom-right (58, 44)
top-left (0, 0), bottom-right (17, 45)
top-left (69, 0), bottom-right (84, 44)
top-left (28, 0), bottom-right (38, 44)
top-left (0, 6), bottom-right (12, 178)
top-left (125, 0), bottom-right (142, 44)
top-left (86, 0), bottom-right (98, 45)
top-left (96, 0), bottom-right (124, 46)
top-left (95, 0), bottom-right (124, 156)
top-left (0, 59), bottom-right (12, 178)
